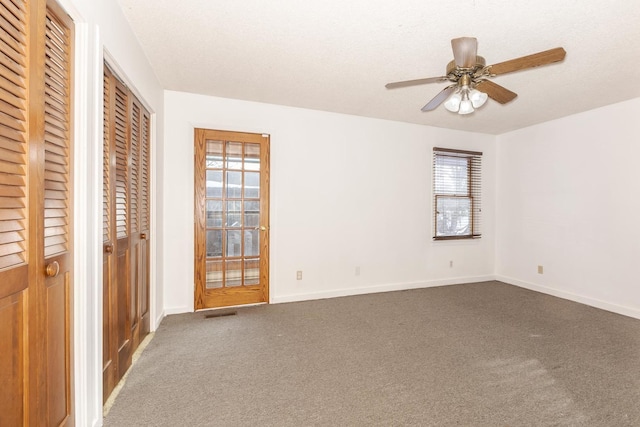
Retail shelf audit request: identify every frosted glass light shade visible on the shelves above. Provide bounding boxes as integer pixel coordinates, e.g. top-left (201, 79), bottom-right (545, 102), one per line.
top-left (444, 92), bottom-right (462, 112)
top-left (469, 89), bottom-right (488, 108)
top-left (458, 99), bottom-right (474, 115)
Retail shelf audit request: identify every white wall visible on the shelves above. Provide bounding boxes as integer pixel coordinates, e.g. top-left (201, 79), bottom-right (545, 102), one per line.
top-left (58, 0), bottom-right (165, 425)
top-left (163, 91), bottom-right (496, 313)
top-left (496, 98), bottom-right (640, 320)
top-left (43, 0), bottom-right (640, 422)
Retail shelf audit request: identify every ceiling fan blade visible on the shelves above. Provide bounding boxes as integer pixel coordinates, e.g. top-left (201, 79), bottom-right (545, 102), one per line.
top-left (475, 80), bottom-right (517, 104)
top-left (421, 85), bottom-right (456, 112)
top-left (451, 37), bottom-right (478, 68)
top-left (488, 47), bottom-right (566, 75)
top-left (385, 76), bottom-right (447, 89)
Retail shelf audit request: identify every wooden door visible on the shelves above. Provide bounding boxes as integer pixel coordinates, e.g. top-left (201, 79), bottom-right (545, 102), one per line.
top-left (0, 1), bottom-right (31, 424)
top-left (102, 66), bottom-right (117, 402)
top-left (194, 129), bottom-right (270, 310)
top-left (128, 96), bottom-right (151, 350)
top-left (39, 3), bottom-right (74, 424)
top-left (102, 64), bottom-right (151, 402)
top-left (138, 110), bottom-right (151, 334)
top-left (0, 0), bottom-right (74, 424)
top-left (113, 78), bottom-right (132, 379)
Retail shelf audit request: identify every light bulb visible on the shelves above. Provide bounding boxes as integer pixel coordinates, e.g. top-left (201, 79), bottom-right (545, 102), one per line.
top-left (444, 92), bottom-right (462, 112)
top-left (469, 89), bottom-right (488, 108)
top-left (458, 99), bottom-right (474, 115)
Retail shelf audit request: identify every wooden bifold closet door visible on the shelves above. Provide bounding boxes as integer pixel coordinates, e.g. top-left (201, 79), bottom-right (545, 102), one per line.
top-left (0, 0), bottom-right (74, 425)
top-left (102, 64), bottom-right (151, 403)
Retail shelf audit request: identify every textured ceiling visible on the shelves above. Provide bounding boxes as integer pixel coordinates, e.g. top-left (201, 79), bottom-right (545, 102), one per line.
top-left (116, 0), bottom-right (640, 134)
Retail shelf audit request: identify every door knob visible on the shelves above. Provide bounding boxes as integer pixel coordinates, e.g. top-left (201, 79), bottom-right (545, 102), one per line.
top-left (45, 261), bottom-right (60, 277)
top-left (255, 226), bottom-right (267, 231)
top-left (105, 244), bottom-right (114, 254)
top-left (140, 233), bottom-right (147, 239)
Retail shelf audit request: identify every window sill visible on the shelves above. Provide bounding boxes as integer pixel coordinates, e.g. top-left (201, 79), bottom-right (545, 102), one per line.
top-left (433, 235), bottom-right (482, 241)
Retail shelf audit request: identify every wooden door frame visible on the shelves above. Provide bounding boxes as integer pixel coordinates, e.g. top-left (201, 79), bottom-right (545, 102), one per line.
top-left (194, 128), bottom-right (270, 310)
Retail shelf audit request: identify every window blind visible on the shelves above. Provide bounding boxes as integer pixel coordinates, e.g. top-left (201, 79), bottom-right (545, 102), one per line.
top-left (433, 147), bottom-right (482, 240)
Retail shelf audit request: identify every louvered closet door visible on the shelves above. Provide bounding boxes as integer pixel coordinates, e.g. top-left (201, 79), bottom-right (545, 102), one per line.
top-left (0, 0), bottom-right (30, 424)
top-left (0, 0), bottom-right (74, 424)
top-left (39, 3), bottom-right (74, 424)
top-left (102, 66), bottom-right (117, 402)
top-left (102, 63), bottom-right (151, 403)
top-left (138, 109), bottom-right (150, 335)
top-left (129, 97), bottom-right (141, 349)
top-left (129, 97), bottom-right (151, 347)
top-left (113, 78), bottom-right (133, 379)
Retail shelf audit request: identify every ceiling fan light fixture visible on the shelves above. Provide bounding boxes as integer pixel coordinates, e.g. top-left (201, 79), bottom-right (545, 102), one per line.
top-left (444, 91), bottom-right (462, 112)
top-left (445, 83), bottom-right (479, 114)
top-left (458, 98), bottom-right (474, 115)
top-left (469, 88), bottom-right (488, 108)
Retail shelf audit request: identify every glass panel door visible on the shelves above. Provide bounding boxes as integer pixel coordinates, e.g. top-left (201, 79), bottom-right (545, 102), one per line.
top-left (195, 129), bottom-right (269, 309)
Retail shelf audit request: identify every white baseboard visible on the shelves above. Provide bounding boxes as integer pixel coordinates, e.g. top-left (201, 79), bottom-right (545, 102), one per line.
top-left (163, 306), bottom-right (191, 316)
top-left (271, 275), bottom-right (496, 304)
top-left (496, 275), bottom-right (640, 320)
top-left (153, 310), bottom-right (166, 330)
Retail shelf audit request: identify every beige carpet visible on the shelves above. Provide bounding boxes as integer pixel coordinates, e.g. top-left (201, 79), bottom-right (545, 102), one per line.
top-left (104, 281), bottom-right (640, 426)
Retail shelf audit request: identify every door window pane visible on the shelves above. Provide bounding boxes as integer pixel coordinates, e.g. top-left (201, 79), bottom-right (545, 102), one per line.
top-left (206, 230), bottom-right (222, 257)
top-left (244, 143), bottom-right (260, 171)
top-left (225, 260), bottom-right (242, 287)
top-left (226, 142), bottom-right (242, 169)
top-left (226, 200), bottom-right (242, 227)
top-left (244, 172), bottom-right (260, 198)
top-left (244, 258), bottom-right (259, 285)
top-left (226, 230), bottom-right (242, 257)
top-left (206, 170), bottom-right (223, 198)
top-left (206, 200), bottom-right (222, 227)
top-left (226, 171), bottom-right (242, 198)
top-left (244, 201), bottom-right (260, 228)
top-left (206, 260), bottom-right (223, 288)
top-left (206, 140), bottom-right (223, 168)
top-left (244, 230), bottom-right (260, 257)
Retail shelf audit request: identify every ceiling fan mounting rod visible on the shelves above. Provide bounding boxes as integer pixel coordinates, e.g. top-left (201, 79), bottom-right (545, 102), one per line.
top-left (446, 56), bottom-right (486, 75)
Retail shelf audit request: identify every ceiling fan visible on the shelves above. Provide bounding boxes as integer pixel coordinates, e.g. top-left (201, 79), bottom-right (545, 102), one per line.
top-left (385, 37), bottom-right (566, 114)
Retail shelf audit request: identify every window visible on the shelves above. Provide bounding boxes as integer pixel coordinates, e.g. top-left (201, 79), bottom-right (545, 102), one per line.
top-left (433, 147), bottom-right (482, 240)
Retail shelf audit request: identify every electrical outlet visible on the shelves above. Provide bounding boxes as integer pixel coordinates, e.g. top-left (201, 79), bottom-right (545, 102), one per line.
top-left (296, 270), bottom-right (303, 280)
top-left (537, 265), bottom-right (544, 274)
top-left (449, 260), bottom-right (453, 268)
